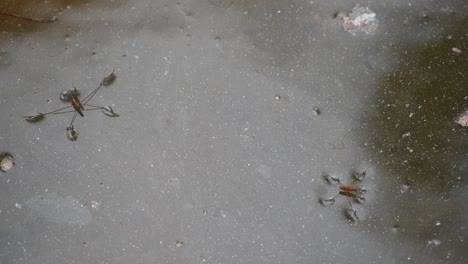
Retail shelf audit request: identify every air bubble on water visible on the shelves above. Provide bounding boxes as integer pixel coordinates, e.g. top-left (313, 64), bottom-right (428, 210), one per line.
top-left (0, 153), bottom-right (14, 172)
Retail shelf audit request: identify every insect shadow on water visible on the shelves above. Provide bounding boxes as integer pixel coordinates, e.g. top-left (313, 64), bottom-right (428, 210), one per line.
top-left (25, 71), bottom-right (119, 141)
top-left (319, 167), bottom-right (370, 222)
top-left (328, 130), bottom-right (350, 150)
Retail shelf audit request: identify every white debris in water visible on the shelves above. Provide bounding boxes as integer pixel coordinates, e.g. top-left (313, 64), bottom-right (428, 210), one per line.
top-left (455, 110), bottom-right (468, 127)
top-left (91, 201), bottom-right (100, 210)
top-left (15, 202), bottom-right (22, 209)
top-left (452, 47), bottom-right (462, 54)
top-left (399, 184), bottom-right (409, 194)
top-left (427, 239), bottom-right (442, 246)
top-left (336, 5), bottom-right (378, 35)
top-left (0, 153), bottom-right (14, 172)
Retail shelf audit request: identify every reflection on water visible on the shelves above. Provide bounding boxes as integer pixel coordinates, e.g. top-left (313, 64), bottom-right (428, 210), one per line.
top-left (363, 30), bottom-right (468, 191)
top-left (360, 17), bottom-right (468, 261)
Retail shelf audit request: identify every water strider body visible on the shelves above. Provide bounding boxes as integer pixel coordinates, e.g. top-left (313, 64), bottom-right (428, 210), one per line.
top-left (65, 88), bottom-right (85, 117)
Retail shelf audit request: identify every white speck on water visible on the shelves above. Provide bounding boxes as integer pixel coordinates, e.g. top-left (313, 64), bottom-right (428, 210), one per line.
top-left (452, 47), bottom-right (462, 54)
top-left (91, 201), bottom-right (100, 210)
top-left (427, 239), bottom-right (442, 246)
top-left (15, 203), bottom-right (21, 209)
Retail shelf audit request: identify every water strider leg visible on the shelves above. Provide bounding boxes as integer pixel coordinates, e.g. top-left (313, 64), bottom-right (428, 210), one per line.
top-left (0, 10), bottom-right (57, 23)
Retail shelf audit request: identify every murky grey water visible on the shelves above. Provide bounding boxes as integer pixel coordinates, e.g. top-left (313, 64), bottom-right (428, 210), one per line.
top-left (0, 0), bottom-right (467, 263)
top-left (26, 193), bottom-right (91, 226)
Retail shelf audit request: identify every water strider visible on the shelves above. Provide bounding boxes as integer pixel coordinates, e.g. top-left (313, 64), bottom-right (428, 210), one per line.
top-left (319, 167), bottom-right (369, 222)
top-left (25, 71), bottom-right (119, 141)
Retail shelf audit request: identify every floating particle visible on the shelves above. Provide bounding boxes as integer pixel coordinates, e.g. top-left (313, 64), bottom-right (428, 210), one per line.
top-left (102, 106), bottom-right (119, 117)
top-left (452, 47), bottom-right (462, 54)
top-left (175, 241), bottom-right (183, 247)
top-left (15, 202), bottom-right (22, 209)
top-left (455, 110), bottom-right (468, 127)
top-left (0, 152), bottom-right (14, 172)
top-left (102, 71), bottom-right (116, 86)
top-left (335, 5), bottom-right (378, 35)
top-left (274, 94), bottom-right (281, 100)
top-left (401, 132), bottom-right (411, 138)
top-left (427, 239), bottom-right (442, 246)
top-left (391, 224), bottom-right (400, 233)
top-left (312, 107), bottom-right (321, 115)
top-left (91, 201), bottom-right (100, 210)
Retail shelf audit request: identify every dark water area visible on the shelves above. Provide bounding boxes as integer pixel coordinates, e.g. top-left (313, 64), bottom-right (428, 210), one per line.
top-left (363, 17), bottom-right (468, 191)
top-left (360, 15), bottom-right (468, 262)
